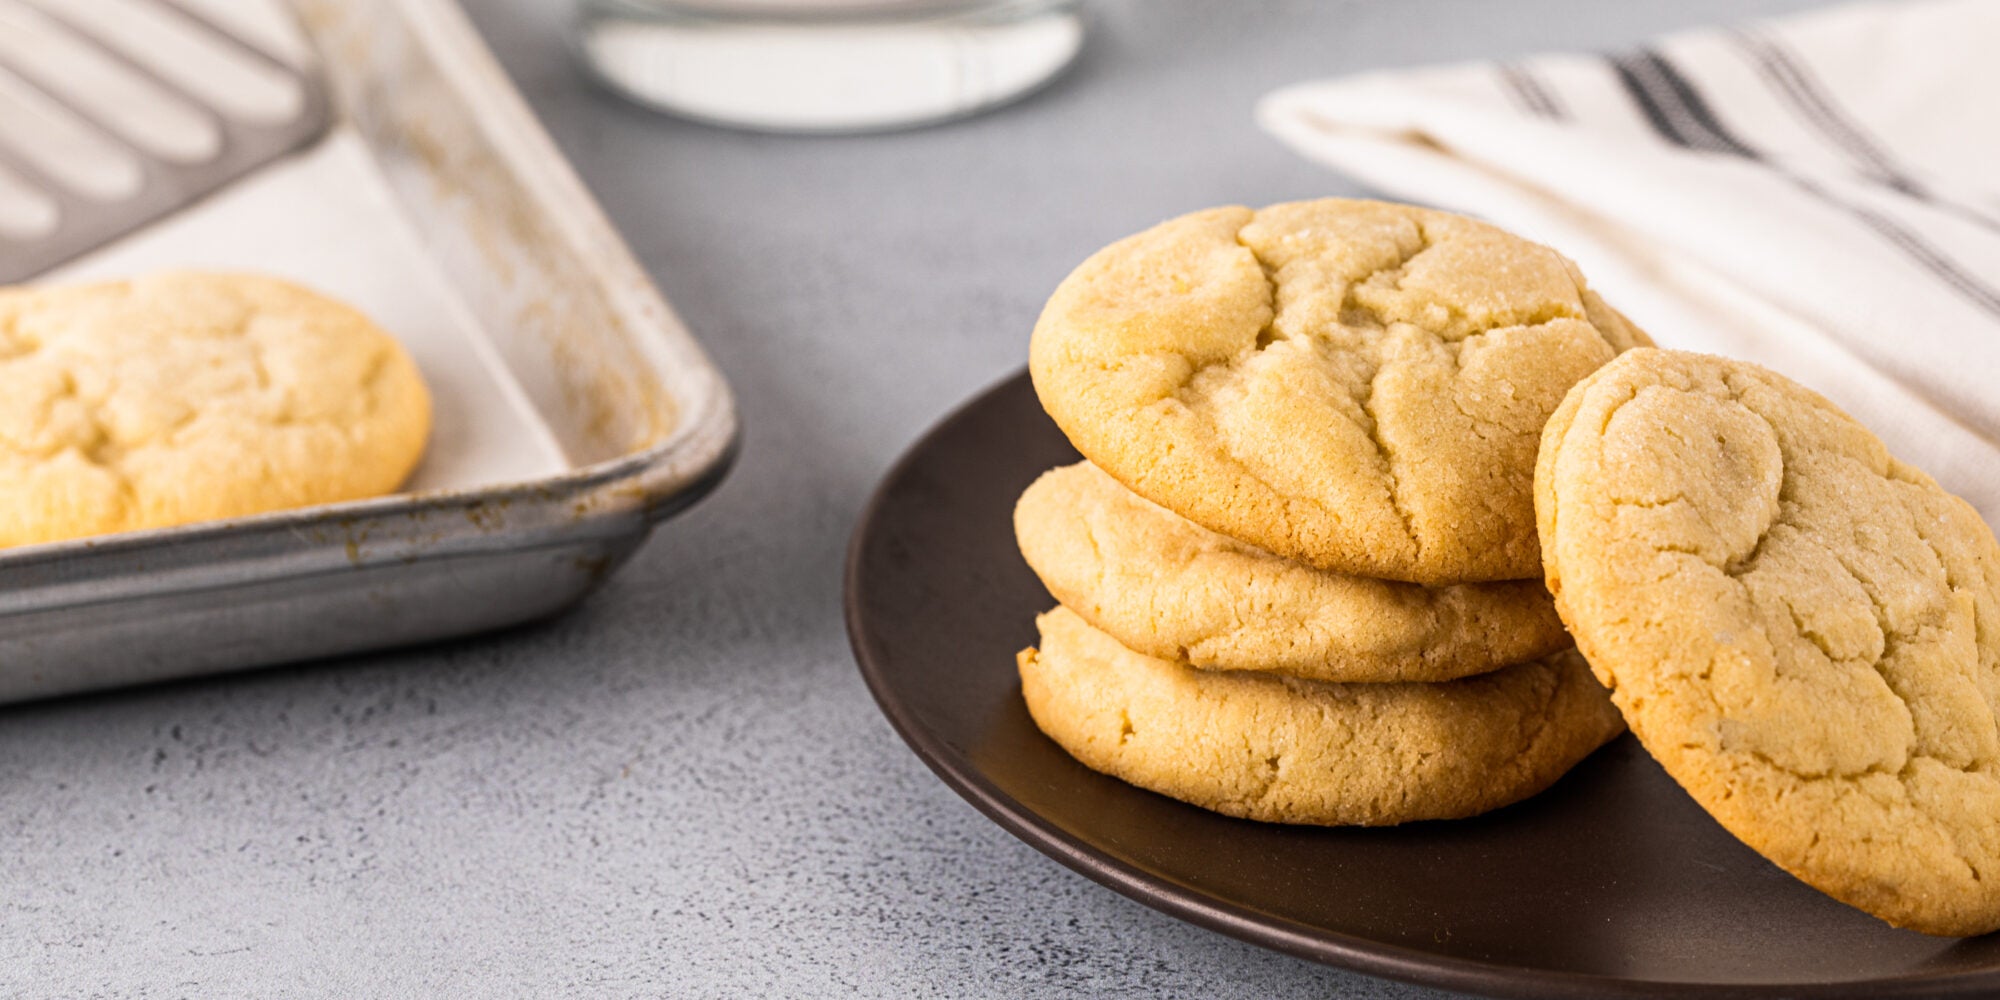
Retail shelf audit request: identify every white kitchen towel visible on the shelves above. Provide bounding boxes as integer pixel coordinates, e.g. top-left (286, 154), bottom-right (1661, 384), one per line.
top-left (1258, 0), bottom-right (2000, 524)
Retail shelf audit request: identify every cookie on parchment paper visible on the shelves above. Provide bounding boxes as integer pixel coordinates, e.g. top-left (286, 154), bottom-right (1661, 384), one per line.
top-left (0, 271), bottom-right (432, 546)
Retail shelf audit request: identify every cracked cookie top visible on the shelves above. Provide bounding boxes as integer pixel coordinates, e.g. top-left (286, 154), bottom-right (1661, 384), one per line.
top-left (1014, 461), bottom-right (1569, 682)
top-left (1537, 348), bottom-right (2000, 936)
top-left (1029, 199), bottom-right (1646, 585)
top-left (1016, 606), bottom-right (1624, 826)
top-left (0, 272), bottom-right (432, 547)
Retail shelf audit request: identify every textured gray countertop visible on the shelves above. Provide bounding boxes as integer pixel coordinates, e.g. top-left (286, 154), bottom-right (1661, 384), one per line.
top-left (1, 1), bottom-right (1832, 996)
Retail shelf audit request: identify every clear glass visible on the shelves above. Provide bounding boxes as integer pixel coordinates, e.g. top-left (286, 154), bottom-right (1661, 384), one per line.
top-left (573, 0), bottom-right (1085, 134)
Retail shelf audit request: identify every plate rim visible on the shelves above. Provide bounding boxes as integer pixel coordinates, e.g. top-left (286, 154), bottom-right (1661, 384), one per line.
top-left (844, 368), bottom-right (2000, 1000)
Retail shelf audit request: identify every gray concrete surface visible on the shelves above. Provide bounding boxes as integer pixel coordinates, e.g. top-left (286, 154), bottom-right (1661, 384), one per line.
top-left (1, 1), bottom-right (1833, 996)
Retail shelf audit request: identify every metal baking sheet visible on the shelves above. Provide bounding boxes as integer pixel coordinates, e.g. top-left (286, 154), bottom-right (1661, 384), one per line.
top-left (0, 0), bottom-right (737, 702)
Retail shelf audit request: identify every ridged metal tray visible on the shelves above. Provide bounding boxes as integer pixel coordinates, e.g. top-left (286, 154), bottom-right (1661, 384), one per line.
top-left (0, 0), bottom-right (737, 703)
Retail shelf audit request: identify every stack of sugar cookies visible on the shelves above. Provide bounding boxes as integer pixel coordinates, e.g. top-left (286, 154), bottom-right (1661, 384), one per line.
top-left (1010, 197), bottom-right (2000, 935)
top-left (1011, 198), bottom-right (1639, 826)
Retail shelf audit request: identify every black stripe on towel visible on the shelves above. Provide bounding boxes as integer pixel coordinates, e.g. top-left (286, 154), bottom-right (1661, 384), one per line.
top-left (1606, 46), bottom-right (2000, 320)
top-left (1728, 29), bottom-right (1906, 184)
top-left (1730, 27), bottom-right (2000, 235)
top-left (1611, 50), bottom-right (1760, 157)
top-left (1804, 176), bottom-right (2000, 317)
top-left (1497, 63), bottom-right (1566, 120)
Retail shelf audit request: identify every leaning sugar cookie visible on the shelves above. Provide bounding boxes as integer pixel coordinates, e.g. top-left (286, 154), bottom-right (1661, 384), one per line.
top-left (1537, 348), bottom-right (2000, 937)
top-left (1014, 461), bottom-right (1569, 682)
top-left (1029, 198), bottom-right (1648, 585)
top-left (0, 272), bottom-right (432, 546)
top-left (1016, 606), bottom-right (1623, 826)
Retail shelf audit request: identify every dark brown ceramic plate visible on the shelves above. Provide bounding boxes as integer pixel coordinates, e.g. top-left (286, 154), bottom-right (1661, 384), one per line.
top-left (845, 371), bottom-right (2000, 999)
